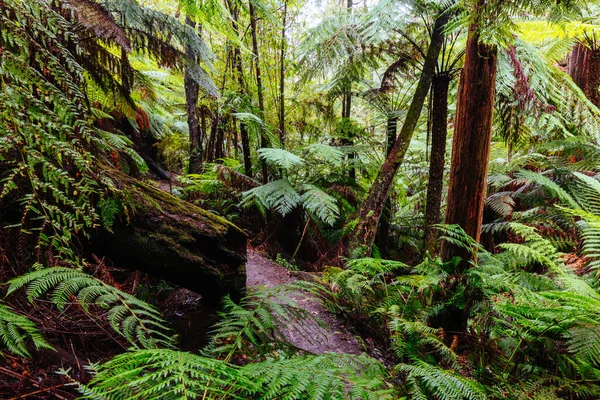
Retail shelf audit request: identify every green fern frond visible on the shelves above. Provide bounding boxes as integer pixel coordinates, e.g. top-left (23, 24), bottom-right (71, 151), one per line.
top-left (399, 360), bottom-right (487, 400)
top-left (7, 268), bottom-right (174, 349)
top-left (78, 349), bottom-right (254, 400)
top-left (257, 148), bottom-right (304, 171)
top-left (243, 353), bottom-right (393, 399)
top-left (0, 304), bottom-right (53, 357)
top-left (207, 282), bottom-right (327, 359)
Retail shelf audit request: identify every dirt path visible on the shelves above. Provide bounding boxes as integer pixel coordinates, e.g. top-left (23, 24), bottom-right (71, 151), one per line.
top-left (246, 247), bottom-right (362, 355)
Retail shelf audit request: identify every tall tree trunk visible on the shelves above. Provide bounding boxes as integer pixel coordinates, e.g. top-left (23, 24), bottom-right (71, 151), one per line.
top-left (374, 114), bottom-right (398, 254)
top-left (184, 16), bottom-right (203, 174)
top-left (249, 2), bottom-right (269, 183)
top-left (423, 75), bottom-right (450, 256)
top-left (441, 27), bottom-right (497, 268)
top-left (569, 42), bottom-right (600, 108)
top-left (343, 0), bottom-right (356, 182)
top-left (278, 0), bottom-right (287, 145)
top-left (229, 2), bottom-right (253, 177)
top-left (347, 11), bottom-right (448, 257)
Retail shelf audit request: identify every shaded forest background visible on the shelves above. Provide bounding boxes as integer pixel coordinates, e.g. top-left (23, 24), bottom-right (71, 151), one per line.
top-left (4, 0), bottom-right (600, 398)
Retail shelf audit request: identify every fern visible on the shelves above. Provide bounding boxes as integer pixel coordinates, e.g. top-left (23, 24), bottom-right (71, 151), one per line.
top-left (0, 304), bottom-right (53, 357)
top-left (77, 349), bottom-right (254, 400)
top-left (399, 360), bottom-right (487, 400)
top-left (242, 178), bottom-right (300, 217)
top-left (243, 353), bottom-right (393, 399)
top-left (7, 268), bottom-right (174, 349)
top-left (207, 281), bottom-right (327, 359)
top-left (258, 148), bottom-right (305, 171)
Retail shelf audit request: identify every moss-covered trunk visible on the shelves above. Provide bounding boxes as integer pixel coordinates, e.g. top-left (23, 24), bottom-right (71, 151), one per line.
top-left (423, 75), bottom-right (450, 256)
top-left (93, 175), bottom-right (247, 304)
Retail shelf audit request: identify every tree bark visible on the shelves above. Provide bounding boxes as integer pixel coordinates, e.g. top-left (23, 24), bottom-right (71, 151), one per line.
top-left (569, 42), bottom-right (600, 108)
top-left (92, 172), bottom-right (247, 304)
top-left (249, 2), bottom-right (269, 183)
top-left (229, 2), bottom-right (253, 177)
top-left (278, 0), bottom-right (287, 145)
top-left (374, 114), bottom-right (398, 255)
top-left (441, 26), bottom-right (497, 267)
top-left (184, 16), bottom-right (203, 174)
top-left (347, 11), bottom-right (449, 256)
top-left (423, 75), bottom-right (450, 256)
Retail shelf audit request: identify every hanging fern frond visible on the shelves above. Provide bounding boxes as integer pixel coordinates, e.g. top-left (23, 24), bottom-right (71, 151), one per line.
top-left (242, 178), bottom-right (300, 217)
top-left (257, 148), bottom-right (305, 171)
top-left (299, 184), bottom-right (339, 225)
top-left (7, 268), bottom-right (174, 349)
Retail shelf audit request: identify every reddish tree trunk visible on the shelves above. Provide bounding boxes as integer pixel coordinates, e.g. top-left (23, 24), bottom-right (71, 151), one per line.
top-left (347, 12), bottom-right (449, 256)
top-left (441, 27), bottom-right (497, 267)
top-left (570, 42), bottom-right (600, 108)
top-left (424, 75), bottom-right (450, 256)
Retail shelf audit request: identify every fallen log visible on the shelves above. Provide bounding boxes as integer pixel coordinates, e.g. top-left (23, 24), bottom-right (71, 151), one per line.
top-left (93, 178), bottom-right (247, 304)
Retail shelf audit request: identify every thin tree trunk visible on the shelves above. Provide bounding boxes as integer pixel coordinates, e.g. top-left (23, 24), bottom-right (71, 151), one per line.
top-left (184, 16), bottom-right (203, 174)
top-left (423, 75), bottom-right (450, 256)
top-left (347, 11), bottom-right (449, 256)
top-left (229, 2), bottom-right (253, 177)
top-left (374, 114), bottom-right (398, 254)
top-left (441, 26), bottom-right (497, 268)
top-left (249, 1), bottom-right (269, 183)
top-left (278, 0), bottom-right (287, 145)
top-left (344, 0), bottom-right (356, 181)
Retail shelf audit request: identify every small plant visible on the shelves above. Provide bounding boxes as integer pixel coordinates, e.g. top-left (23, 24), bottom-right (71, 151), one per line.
top-left (276, 253), bottom-right (300, 271)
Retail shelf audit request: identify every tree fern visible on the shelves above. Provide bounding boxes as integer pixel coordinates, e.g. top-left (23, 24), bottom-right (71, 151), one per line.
top-left (7, 268), bottom-right (174, 349)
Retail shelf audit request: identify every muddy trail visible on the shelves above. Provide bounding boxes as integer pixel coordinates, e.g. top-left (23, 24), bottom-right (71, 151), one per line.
top-left (246, 247), bottom-right (362, 355)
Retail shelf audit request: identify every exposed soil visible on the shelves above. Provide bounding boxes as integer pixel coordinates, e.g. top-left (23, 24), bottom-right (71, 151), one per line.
top-left (246, 247), bottom-right (362, 355)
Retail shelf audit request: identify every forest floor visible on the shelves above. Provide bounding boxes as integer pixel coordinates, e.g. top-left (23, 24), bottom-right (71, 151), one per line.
top-left (246, 247), bottom-right (362, 355)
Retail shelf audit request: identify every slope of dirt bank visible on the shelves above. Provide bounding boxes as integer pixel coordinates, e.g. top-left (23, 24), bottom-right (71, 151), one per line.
top-left (246, 248), bottom-right (362, 355)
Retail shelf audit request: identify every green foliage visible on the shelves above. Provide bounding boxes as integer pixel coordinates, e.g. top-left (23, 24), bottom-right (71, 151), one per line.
top-left (207, 281), bottom-right (326, 359)
top-left (78, 349), bottom-right (253, 400)
top-left (7, 268), bottom-right (174, 349)
top-left (244, 353), bottom-right (393, 399)
top-left (0, 304), bottom-right (53, 357)
top-left (399, 360), bottom-right (486, 400)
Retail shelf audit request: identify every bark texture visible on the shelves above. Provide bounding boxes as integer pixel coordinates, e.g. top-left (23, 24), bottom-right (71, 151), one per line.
top-left (94, 174), bottom-right (247, 304)
top-left (441, 27), bottom-right (497, 266)
top-left (569, 42), bottom-right (600, 108)
top-left (347, 12), bottom-right (448, 256)
top-left (185, 16), bottom-right (203, 174)
top-left (249, 2), bottom-right (269, 183)
top-left (423, 75), bottom-right (450, 255)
